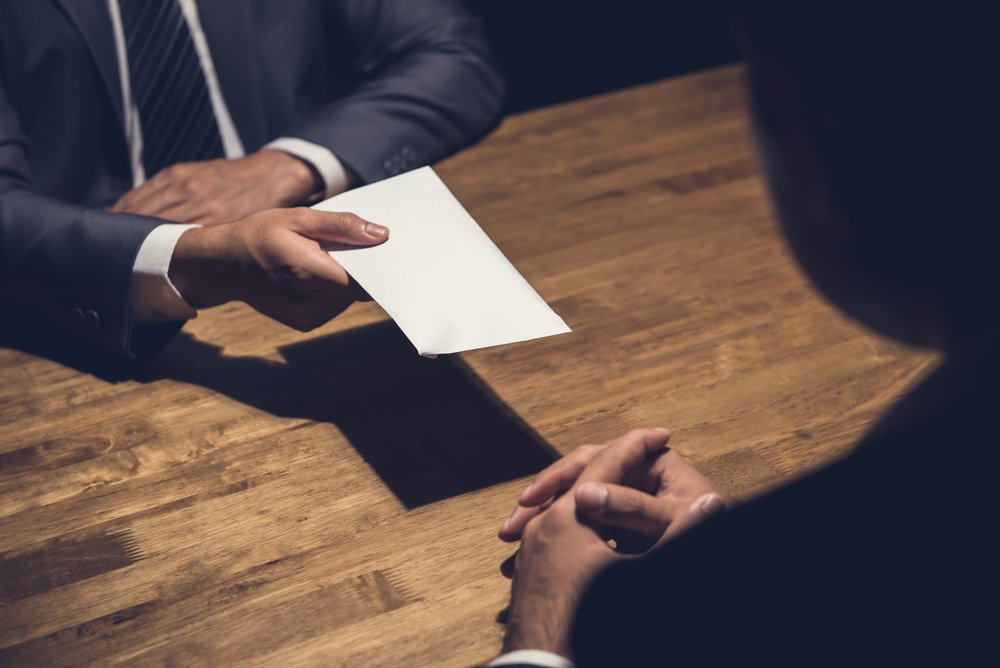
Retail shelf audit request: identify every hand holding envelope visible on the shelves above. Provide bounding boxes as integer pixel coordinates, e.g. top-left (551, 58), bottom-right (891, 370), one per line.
top-left (313, 167), bottom-right (571, 357)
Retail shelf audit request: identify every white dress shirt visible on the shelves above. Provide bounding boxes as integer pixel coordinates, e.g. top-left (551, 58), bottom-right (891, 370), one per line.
top-left (488, 649), bottom-right (576, 668)
top-left (108, 0), bottom-right (352, 325)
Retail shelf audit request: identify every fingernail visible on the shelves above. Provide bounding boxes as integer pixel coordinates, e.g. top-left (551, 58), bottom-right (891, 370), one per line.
top-left (519, 483), bottom-right (536, 501)
top-left (693, 493), bottom-right (725, 516)
top-left (646, 427), bottom-right (671, 449)
top-left (576, 482), bottom-right (608, 510)
top-left (364, 222), bottom-right (388, 238)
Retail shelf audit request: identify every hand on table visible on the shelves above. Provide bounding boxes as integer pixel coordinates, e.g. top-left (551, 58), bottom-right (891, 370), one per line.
top-left (497, 428), bottom-right (729, 657)
top-left (109, 150), bottom-right (320, 226)
top-left (169, 208), bottom-right (388, 331)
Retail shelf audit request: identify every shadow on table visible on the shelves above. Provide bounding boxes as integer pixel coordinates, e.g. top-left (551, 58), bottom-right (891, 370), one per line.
top-left (138, 322), bottom-right (558, 508)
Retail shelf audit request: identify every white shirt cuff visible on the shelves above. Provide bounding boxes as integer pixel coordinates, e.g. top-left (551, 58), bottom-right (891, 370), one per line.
top-left (131, 223), bottom-right (200, 326)
top-left (264, 137), bottom-right (351, 199)
top-left (488, 649), bottom-right (576, 668)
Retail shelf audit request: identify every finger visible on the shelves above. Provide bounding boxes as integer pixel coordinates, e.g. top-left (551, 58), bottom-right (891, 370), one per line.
top-left (121, 161), bottom-right (223, 216)
top-left (575, 482), bottom-right (688, 537)
top-left (291, 210), bottom-right (388, 246)
top-left (290, 242), bottom-right (353, 288)
top-left (107, 186), bottom-right (156, 214)
top-left (282, 299), bottom-right (354, 332)
top-left (131, 191), bottom-right (188, 217)
top-left (153, 200), bottom-right (219, 225)
top-left (499, 496), bottom-right (556, 542)
top-left (575, 428), bottom-right (671, 487)
top-left (108, 177), bottom-right (160, 212)
top-left (300, 290), bottom-right (356, 326)
top-left (658, 492), bottom-right (727, 544)
top-left (498, 505), bottom-right (543, 542)
top-left (500, 550), bottom-right (518, 579)
top-left (517, 445), bottom-right (603, 507)
top-left (113, 176), bottom-right (181, 215)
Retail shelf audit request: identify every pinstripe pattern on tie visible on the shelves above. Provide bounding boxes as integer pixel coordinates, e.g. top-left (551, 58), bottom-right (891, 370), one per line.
top-left (119, 0), bottom-right (224, 178)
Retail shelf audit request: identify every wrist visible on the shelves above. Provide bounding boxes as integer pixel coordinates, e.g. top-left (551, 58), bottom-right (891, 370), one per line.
top-left (502, 592), bottom-right (577, 659)
top-left (168, 225), bottom-right (233, 309)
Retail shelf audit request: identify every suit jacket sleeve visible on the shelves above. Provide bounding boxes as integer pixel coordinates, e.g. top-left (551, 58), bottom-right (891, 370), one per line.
top-left (282, 0), bottom-right (505, 185)
top-left (0, 80), bottom-right (178, 357)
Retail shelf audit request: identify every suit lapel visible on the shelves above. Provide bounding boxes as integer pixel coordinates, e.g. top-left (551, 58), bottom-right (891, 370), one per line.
top-left (52, 0), bottom-right (125, 130)
top-left (196, 0), bottom-right (267, 150)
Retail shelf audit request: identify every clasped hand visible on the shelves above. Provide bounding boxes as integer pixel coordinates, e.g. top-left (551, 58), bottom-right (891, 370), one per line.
top-left (497, 428), bottom-right (729, 657)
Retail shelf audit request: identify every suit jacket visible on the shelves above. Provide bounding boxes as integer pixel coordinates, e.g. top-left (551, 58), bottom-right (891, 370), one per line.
top-left (567, 355), bottom-right (999, 666)
top-left (0, 0), bottom-right (504, 355)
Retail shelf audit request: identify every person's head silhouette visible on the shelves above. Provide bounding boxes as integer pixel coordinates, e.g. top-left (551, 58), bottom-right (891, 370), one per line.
top-left (738, 2), bottom-right (999, 355)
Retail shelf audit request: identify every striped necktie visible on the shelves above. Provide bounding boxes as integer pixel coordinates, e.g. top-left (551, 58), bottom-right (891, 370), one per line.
top-left (119, 0), bottom-right (224, 179)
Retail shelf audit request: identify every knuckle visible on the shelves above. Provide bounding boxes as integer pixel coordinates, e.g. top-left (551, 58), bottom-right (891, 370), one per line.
top-left (336, 211), bottom-right (364, 233)
top-left (552, 502), bottom-right (579, 527)
top-left (292, 207), bottom-right (315, 226)
top-left (523, 514), bottom-right (545, 540)
top-left (209, 202), bottom-right (228, 218)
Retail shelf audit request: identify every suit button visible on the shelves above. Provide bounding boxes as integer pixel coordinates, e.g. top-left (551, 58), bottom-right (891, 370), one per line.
top-left (70, 307), bottom-right (84, 326)
top-left (83, 309), bottom-right (100, 332)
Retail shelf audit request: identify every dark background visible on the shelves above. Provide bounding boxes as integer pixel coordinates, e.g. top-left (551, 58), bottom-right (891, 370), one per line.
top-left (464, 1), bottom-right (739, 114)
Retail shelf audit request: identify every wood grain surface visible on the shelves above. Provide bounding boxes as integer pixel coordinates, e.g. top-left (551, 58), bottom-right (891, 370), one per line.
top-left (0, 65), bottom-right (936, 666)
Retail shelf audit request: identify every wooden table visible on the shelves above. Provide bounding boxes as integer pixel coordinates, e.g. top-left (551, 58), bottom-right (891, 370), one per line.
top-left (0, 65), bottom-right (935, 666)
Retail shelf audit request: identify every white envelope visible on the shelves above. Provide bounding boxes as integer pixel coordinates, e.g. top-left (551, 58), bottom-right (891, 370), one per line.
top-left (313, 167), bottom-right (571, 357)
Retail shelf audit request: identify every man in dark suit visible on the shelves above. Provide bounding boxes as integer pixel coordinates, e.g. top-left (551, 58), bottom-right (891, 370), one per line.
top-left (490, 3), bottom-right (998, 666)
top-left (0, 0), bottom-right (503, 356)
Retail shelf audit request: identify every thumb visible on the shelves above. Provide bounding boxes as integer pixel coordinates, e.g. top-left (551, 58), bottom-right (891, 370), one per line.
top-left (575, 482), bottom-right (687, 538)
top-left (290, 209), bottom-right (389, 247)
